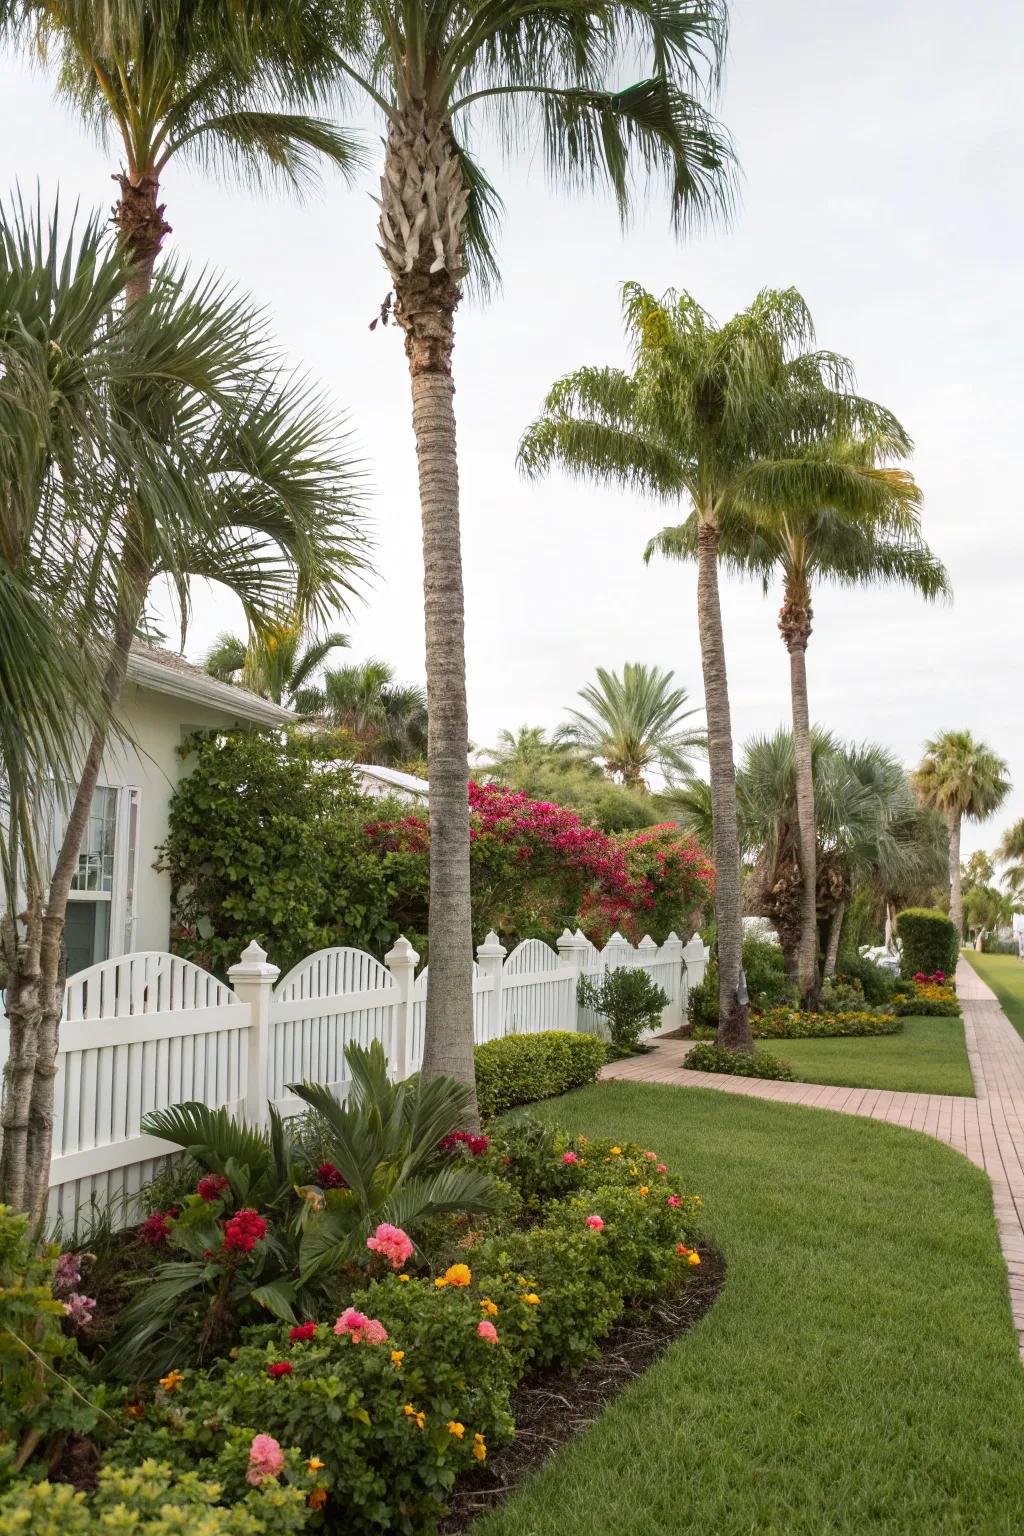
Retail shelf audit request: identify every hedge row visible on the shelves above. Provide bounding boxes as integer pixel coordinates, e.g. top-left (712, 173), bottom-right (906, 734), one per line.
top-left (896, 908), bottom-right (959, 979)
top-left (473, 1030), bottom-right (607, 1117)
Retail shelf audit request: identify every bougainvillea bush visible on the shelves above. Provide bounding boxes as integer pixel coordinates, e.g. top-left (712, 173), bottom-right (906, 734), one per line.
top-left (16, 1122), bottom-right (705, 1536)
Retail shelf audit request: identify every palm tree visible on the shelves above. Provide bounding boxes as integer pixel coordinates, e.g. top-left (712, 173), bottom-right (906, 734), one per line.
top-left (912, 731), bottom-right (1011, 937)
top-left (304, 659), bottom-right (428, 767)
top-left (314, 0), bottom-right (735, 1103)
top-left (997, 822), bottom-right (1024, 896)
top-left (203, 624), bottom-right (350, 707)
top-left (649, 436), bottom-right (949, 1005)
top-left (0, 215), bottom-right (366, 1220)
top-left (557, 663), bottom-right (705, 788)
top-left (519, 286), bottom-right (904, 1047)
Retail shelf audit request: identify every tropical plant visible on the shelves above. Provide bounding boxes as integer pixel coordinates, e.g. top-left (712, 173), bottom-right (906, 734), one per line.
top-left (912, 731), bottom-right (1011, 936)
top-left (477, 728), bottom-right (663, 831)
top-left (202, 624), bottom-right (350, 707)
top-left (320, 0), bottom-right (734, 1108)
top-left (576, 967), bottom-right (668, 1057)
top-left (557, 663), bottom-right (705, 788)
top-left (302, 658), bottom-right (428, 766)
top-left (648, 435), bottom-right (948, 1006)
top-left (0, 219), bottom-right (366, 1220)
top-left (998, 819), bottom-right (1024, 896)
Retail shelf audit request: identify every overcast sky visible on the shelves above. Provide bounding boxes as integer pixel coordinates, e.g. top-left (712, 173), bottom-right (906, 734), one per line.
top-left (4, 0), bottom-right (1022, 857)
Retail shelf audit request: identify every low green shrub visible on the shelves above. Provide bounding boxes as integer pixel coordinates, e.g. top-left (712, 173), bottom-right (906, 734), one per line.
top-left (0, 1461), bottom-right (312, 1536)
top-left (896, 908), bottom-right (959, 979)
top-left (685, 1042), bottom-right (795, 1080)
top-left (832, 953), bottom-right (896, 1005)
top-left (474, 1031), bottom-right (607, 1117)
top-left (752, 1007), bottom-right (901, 1039)
top-left (687, 936), bottom-right (790, 1030)
top-left (981, 935), bottom-right (1018, 955)
top-left (576, 967), bottom-right (668, 1057)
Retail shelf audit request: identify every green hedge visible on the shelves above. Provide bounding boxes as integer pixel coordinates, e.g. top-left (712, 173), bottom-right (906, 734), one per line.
top-left (896, 908), bottom-right (959, 979)
top-left (753, 1008), bottom-right (901, 1039)
top-left (474, 1030), bottom-right (607, 1117)
top-left (894, 996), bottom-right (960, 1018)
top-left (685, 1042), bottom-right (795, 1080)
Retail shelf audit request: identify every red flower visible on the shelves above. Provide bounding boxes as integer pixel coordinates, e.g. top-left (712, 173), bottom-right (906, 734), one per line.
top-left (197, 1173), bottom-right (230, 1202)
top-left (439, 1130), bottom-right (490, 1157)
top-left (139, 1208), bottom-right (176, 1247)
top-left (289, 1322), bottom-right (317, 1342)
top-left (267, 1361), bottom-right (293, 1378)
top-left (317, 1162), bottom-right (348, 1190)
top-left (223, 1209), bottom-right (267, 1254)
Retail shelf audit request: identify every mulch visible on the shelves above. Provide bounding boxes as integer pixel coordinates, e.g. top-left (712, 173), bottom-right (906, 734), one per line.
top-left (439, 1247), bottom-right (725, 1533)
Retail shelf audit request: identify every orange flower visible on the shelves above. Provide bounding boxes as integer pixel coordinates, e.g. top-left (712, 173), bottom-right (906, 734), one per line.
top-left (688, 1252), bottom-right (702, 1267)
top-left (398, 1274), bottom-right (410, 1283)
top-left (403, 1403), bottom-right (426, 1429)
top-left (521, 1292), bottom-right (541, 1306)
top-left (390, 1350), bottom-right (405, 1369)
top-left (639, 1186), bottom-right (649, 1198)
top-left (479, 1298), bottom-right (499, 1316)
top-left (159, 1370), bottom-right (184, 1393)
top-left (308, 1487), bottom-right (328, 1510)
top-left (447, 1421), bottom-right (465, 1439)
top-left (443, 1263), bottom-right (472, 1287)
top-left (610, 1146), bottom-right (622, 1156)
top-left (306, 1457), bottom-right (326, 1473)
top-left (472, 1433), bottom-right (487, 1463)
top-left (124, 1402), bottom-right (144, 1420)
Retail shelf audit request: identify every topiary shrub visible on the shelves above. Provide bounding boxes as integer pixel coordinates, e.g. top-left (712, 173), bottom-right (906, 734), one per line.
top-left (896, 908), bottom-right (959, 979)
top-left (576, 968), bottom-right (669, 1058)
top-left (833, 953), bottom-right (895, 1005)
top-left (473, 1031), bottom-right (607, 1118)
top-left (684, 1042), bottom-right (795, 1080)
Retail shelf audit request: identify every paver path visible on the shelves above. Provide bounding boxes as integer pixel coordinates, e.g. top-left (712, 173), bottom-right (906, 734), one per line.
top-left (602, 957), bottom-right (1024, 1356)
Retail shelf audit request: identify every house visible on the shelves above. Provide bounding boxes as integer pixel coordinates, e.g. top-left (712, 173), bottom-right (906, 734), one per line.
top-left (351, 763), bottom-right (429, 802)
top-left (61, 641), bottom-right (293, 976)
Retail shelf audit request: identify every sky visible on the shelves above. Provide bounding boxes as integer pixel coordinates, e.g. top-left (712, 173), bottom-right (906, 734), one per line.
top-left (4, 0), bottom-right (1023, 857)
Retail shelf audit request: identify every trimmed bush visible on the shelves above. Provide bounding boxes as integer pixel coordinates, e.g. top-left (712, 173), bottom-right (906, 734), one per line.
top-left (685, 1042), bottom-right (795, 1080)
top-left (896, 908), bottom-right (959, 979)
top-left (752, 1007), bottom-right (901, 1039)
top-left (474, 1031), bottom-right (607, 1117)
top-left (833, 953), bottom-right (895, 1006)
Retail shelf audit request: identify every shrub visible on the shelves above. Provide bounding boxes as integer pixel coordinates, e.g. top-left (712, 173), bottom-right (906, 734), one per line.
top-left (896, 908), bottom-right (959, 979)
top-left (685, 1043), bottom-right (795, 1080)
top-left (0, 1461), bottom-right (313, 1536)
top-left (893, 979), bottom-right (960, 1018)
top-left (576, 968), bottom-right (668, 1057)
top-left (833, 953), bottom-right (895, 1005)
top-left (474, 1031), bottom-right (607, 1117)
top-left (752, 1007), bottom-right (901, 1039)
top-left (981, 935), bottom-right (1019, 955)
top-left (686, 935), bottom-right (790, 1030)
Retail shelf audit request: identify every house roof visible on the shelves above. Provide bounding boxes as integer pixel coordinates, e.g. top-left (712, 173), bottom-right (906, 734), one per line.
top-left (353, 763), bottom-right (429, 798)
top-left (126, 641), bottom-right (294, 727)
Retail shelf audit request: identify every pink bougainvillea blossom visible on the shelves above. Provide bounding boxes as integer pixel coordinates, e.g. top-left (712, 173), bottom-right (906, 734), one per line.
top-left (366, 1223), bottom-right (415, 1269)
top-left (247, 1434), bottom-right (285, 1486)
top-left (334, 1307), bottom-right (389, 1344)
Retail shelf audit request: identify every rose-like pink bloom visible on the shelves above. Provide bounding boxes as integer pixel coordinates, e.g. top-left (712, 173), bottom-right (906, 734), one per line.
top-left (561, 1151), bottom-right (578, 1165)
top-left (657, 1163), bottom-right (667, 1174)
top-left (63, 1293), bottom-right (96, 1329)
top-left (586, 1215), bottom-right (605, 1231)
top-left (366, 1222), bottom-right (414, 1269)
top-left (644, 1151), bottom-right (657, 1162)
top-left (334, 1306), bottom-right (388, 1344)
top-left (477, 1320), bottom-right (499, 1343)
top-left (247, 1434), bottom-right (285, 1487)
top-left (197, 1172), bottom-right (230, 1202)
top-left (667, 1195), bottom-right (682, 1208)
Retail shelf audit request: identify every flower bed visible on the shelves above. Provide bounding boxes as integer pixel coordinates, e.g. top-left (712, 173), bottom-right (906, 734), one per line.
top-left (893, 975), bottom-right (960, 1017)
top-left (751, 1007), bottom-right (902, 1039)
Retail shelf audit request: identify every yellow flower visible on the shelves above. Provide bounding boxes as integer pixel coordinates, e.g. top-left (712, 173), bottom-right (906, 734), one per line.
top-left (443, 1263), bottom-right (472, 1287)
top-left (610, 1146), bottom-right (622, 1156)
top-left (578, 1136), bottom-right (587, 1145)
top-left (306, 1458), bottom-right (326, 1473)
top-left (398, 1274), bottom-right (410, 1283)
top-left (522, 1292), bottom-right (541, 1306)
top-left (447, 1421), bottom-right (465, 1439)
top-left (628, 1165), bottom-right (640, 1176)
top-left (639, 1186), bottom-right (649, 1198)
top-left (479, 1298), bottom-right (499, 1316)
top-left (403, 1404), bottom-right (426, 1429)
top-left (159, 1370), bottom-right (184, 1393)
top-left (390, 1350), bottom-right (405, 1369)
top-left (472, 1433), bottom-right (487, 1463)
top-left (688, 1252), bottom-right (702, 1266)
top-left (434, 1276), bottom-right (448, 1289)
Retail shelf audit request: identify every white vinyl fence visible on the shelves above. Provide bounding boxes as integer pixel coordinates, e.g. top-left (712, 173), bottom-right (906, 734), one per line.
top-left (2, 927), bottom-right (707, 1226)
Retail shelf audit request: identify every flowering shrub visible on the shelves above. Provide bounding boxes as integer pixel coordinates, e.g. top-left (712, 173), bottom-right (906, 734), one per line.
top-left (474, 1030), bottom-right (607, 1118)
top-left (438, 1130), bottom-right (489, 1158)
top-left (894, 978), bottom-right (960, 1018)
top-left (751, 1007), bottom-right (901, 1039)
top-left (685, 1043), bottom-right (796, 1080)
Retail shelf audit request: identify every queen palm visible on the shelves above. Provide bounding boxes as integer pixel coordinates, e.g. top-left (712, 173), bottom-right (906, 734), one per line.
top-left (912, 730), bottom-right (1011, 937)
top-left (302, 658), bottom-right (428, 767)
top-left (0, 213), bottom-right (366, 1220)
top-left (648, 436), bottom-right (948, 1005)
top-left (557, 662), bottom-right (704, 788)
top-left (519, 286), bottom-right (905, 1047)
top-left (203, 624), bottom-right (350, 708)
top-left (318, 0), bottom-right (735, 1102)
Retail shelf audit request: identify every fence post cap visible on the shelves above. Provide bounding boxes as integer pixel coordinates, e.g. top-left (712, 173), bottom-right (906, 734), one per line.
top-left (663, 930), bottom-right (681, 944)
top-left (574, 927), bottom-right (587, 941)
top-left (556, 927), bottom-right (578, 945)
top-left (477, 931), bottom-right (507, 959)
top-left (638, 935), bottom-right (657, 951)
top-left (607, 931), bottom-right (627, 945)
top-left (385, 934), bottom-right (421, 966)
top-left (228, 941), bottom-right (280, 981)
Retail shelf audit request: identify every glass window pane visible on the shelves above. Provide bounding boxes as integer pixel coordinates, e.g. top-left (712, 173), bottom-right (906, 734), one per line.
top-left (64, 900), bottom-right (111, 977)
top-left (71, 786), bottom-right (118, 894)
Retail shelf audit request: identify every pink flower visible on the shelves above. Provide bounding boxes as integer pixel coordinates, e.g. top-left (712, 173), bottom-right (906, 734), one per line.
top-left (267, 1361), bottom-right (293, 1379)
top-left (667, 1195), bottom-right (681, 1208)
top-left (644, 1151), bottom-right (657, 1162)
top-left (562, 1151), bottom-right (578, 1165)
top-left (439, 1130), bottom-right (490, 1157)
top-left (247, 1434), bottom-right (285, 1486)
top-left (289, 1322), bottom-right (317, 1342)
top-left (52, 1252), bottom-right (82, 1298)
top-left (317, 1162), bottom-right (348, 1190)
top-left (223, 1209), bottom-right (267, 1254)
top-left (334, 1307), bottom-right (388, 1344)
top-left (197, 1172), bottom-right (230, 1202)
top-left (366, 1223), bottom-right (415, 1269)
top-left (477, 1320), bottom-right (499, 1344)
top-left (586, 1215), bottom-right (605, 1232)
top-left (139, 1208), bottom-right (176, 1247)
top-left (62, 1293), bottom-right (96, 1330)
top-left (657, 1163), bottom-right (667, 1174)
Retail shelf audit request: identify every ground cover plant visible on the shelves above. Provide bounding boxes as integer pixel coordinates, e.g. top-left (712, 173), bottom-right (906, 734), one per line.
top-left (684, 1042), bottom-right (795, 1080)
top-left (469, 1081), bottom-right (1024, 1536)
top-left (963, 951), bottom-right (1024, 1038)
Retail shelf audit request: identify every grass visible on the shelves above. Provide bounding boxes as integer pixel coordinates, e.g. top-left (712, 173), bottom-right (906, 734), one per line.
top-left (772, 1014), bottom-right (973, 1095)
top-left (962, 950), bottom-right (1024, 1039)
top-left (474, 1081), bottom-right (1024, 1536)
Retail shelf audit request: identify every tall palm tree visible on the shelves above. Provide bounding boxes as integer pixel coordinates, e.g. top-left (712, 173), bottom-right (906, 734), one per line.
top-left (203, 624), bottom-right (350, 707)
top-left (0, 215), bottom-right (366, 1220)
top-left (557, 662), bottom-right (704, 788)
top-left (315, 0), bottom-right (735, 1105)
top-left (304, 658), bottom-right (428, 767)
top-left (998, 820), bottom-right (1024, 896)
top-left (912, 730), bottom-right (1011, 937)
top-left (479, 726), bottom-right (596, 783)
top-left (648, 436), bottom-right (949, 1005)
top-left (519, 286), bottom-right (902, 1047)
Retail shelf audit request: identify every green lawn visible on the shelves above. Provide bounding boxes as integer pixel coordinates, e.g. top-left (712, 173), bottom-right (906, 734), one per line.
top-left (963, 950), bottom-right (1024, 1039)
top-left (474, 1081), bottom-right (1024, 1536)
top-left (772, 1014), bottom-right (973, 1095)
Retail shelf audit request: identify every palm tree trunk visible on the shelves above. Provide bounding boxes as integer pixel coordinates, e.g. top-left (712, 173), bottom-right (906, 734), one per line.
top-left (112, 170), bottom-right (169, 305)
top-left (824, 901), bottom-right (845, 979)
top-left (780, 580), bottom-right (819, 1007)
top-left (379, 106), bottom-right (479, 1122)
top-left (695, 518), bottom-right (750, 1051)
top-left (947, 809), bottom-right (963, 938)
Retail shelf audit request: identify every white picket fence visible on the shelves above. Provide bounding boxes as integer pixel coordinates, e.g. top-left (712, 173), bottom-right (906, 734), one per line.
top-left (4, 926), bottom-right (707, 1227)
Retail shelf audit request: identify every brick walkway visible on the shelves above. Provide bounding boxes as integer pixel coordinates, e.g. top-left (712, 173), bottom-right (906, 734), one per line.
top-left (602, 957), bottom-right (1024, 1356)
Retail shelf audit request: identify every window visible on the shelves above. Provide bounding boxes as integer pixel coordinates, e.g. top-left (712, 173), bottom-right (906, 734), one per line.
top-left (65, 785), bottom-right (142, 976)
